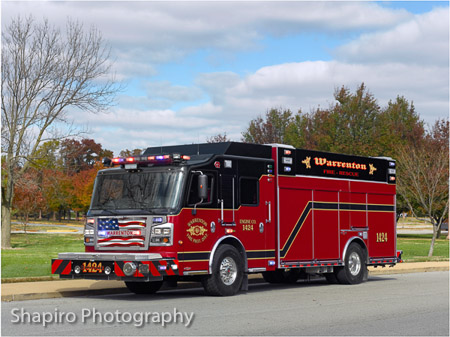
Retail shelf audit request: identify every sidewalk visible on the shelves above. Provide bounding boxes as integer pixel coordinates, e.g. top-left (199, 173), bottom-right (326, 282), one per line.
top-left (2, 261), bottom-right (448, 302)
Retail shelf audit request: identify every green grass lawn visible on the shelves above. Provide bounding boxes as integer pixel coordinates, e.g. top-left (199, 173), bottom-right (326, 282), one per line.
top-left (397, 234), bottom-right (449, 262)
top-left (11, 224), bottom-right (79, 232)
top-left (2, 234), bottom-right (84, 279)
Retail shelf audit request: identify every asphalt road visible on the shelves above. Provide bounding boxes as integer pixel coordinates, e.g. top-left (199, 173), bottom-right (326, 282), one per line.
top-left (2, 272), bottom-right (448, 336)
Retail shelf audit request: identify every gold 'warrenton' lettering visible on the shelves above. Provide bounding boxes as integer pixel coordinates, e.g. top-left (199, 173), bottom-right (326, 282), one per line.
top-left (314, 157), bottom-right (367, 171)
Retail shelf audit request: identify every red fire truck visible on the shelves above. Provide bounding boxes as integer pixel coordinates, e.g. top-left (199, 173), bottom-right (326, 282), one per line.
top-left (52, 142), bottom-right (401, 296)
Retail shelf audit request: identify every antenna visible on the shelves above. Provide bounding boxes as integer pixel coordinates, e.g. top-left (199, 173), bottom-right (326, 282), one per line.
top-left (197, 133), bottom-right (200, 155)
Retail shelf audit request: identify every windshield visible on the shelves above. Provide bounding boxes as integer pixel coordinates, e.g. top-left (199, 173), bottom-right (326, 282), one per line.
top-left (90, 169), bottom-right (184, 214)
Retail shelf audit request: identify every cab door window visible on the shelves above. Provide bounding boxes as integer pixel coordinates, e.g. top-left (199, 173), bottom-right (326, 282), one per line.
top-left (219, 174), bottom-right (236, 209)
top-left (239, 177), bottom-right (259, 206)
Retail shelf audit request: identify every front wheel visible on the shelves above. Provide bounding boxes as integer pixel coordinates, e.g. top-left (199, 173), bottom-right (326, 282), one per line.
top-left (202, 244), bottom-right (244, 296)
top-left (125, 280), bottom-right (163, 294)
top-left (336, 243), bottom-right (367, 284)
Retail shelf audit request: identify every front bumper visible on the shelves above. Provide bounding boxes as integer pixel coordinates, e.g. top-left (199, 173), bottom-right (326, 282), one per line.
top-left (51, 252), bottom-right (179, 281)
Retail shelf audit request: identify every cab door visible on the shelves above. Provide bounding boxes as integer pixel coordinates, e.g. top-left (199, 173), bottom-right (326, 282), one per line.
top-left (218, 173), bottom-right (236, 226)
top-left (181, 170), bottom-right (217, 274)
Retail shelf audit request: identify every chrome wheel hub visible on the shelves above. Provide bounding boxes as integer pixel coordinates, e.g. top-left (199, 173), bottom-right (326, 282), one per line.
top-left (220, 257), bottom-right (237, 285)
top-left (348, 252), bottom-right (361, 276)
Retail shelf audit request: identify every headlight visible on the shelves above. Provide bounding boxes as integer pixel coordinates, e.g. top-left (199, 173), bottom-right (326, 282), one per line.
top-left (150, 223), bottom-right (173, 246)
top-left (84, 219), bottom-right (95, 246)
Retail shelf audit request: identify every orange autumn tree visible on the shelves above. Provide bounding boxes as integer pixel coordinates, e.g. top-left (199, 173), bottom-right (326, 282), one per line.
top-left (12, 168), bottom-right (46, 229)
top-left (71, 162), bottom-right (104, 218)
top-left (30, 138), bottom-right (112, 220)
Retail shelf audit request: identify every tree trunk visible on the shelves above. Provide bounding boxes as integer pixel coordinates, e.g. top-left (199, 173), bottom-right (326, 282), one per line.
top-left (428, 225), bottom-right (437, 257)
top-left (1, 165), bottom-right (14, 249)
top-left (1, 203), bottom-right (12, 249)
top-left (24, 213), bottom-right (29, 233)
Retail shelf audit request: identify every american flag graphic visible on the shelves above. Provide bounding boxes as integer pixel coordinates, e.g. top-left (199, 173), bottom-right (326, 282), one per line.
top-left (97, 218), bottom-right (147, 248)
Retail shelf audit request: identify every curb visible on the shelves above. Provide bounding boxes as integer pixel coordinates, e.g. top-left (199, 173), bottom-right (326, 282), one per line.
top-left (2, 276), bottom-right (61, 283)
top-left (1, 287), bottom-right (129, 302)
top-left (2, 264), bottom-right (448, 302)
top-left (368, 265), bottom-right (449, 275)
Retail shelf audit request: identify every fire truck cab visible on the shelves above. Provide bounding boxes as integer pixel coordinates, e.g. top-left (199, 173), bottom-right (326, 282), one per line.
top-left (52, 142), bottom-right (401, 296)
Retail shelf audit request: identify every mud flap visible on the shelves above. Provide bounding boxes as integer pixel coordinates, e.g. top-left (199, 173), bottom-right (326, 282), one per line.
top-left (241, 273), bottom-right (249, 291)
top-left (363, 267), bottom-right (369, 282)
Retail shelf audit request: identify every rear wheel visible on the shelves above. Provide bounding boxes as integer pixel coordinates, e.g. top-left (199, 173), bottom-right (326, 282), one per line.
top-left (336, 243), bottom-right (367, 284)
top-left (202, 244), bottom-right (244, 296)
top-left (125, 280), bottom-right (163, 294)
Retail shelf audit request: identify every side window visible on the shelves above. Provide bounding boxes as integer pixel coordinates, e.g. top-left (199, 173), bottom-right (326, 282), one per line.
top-left (240, 177), bottom-right (259, 206)
top-left (219, 175), bottom-right (235, 209)
top-left (187, 173), bottom-right (214, 206)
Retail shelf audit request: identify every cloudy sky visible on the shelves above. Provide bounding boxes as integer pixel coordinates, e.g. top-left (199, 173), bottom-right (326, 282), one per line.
top-left (3, 1), bottom-right (449, 156)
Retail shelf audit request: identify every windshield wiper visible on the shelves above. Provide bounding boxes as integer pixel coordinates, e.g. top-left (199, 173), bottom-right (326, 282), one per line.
top-left (92, 209), bottom-right (118, 215)
top-left (154, 208), bottom-right (171, 214)
top-left (88, 209), bottom-right (118, 216)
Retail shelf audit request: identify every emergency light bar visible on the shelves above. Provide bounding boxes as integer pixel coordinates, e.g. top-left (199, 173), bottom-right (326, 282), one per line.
top-left (106, 154), bottom-right (190, 167)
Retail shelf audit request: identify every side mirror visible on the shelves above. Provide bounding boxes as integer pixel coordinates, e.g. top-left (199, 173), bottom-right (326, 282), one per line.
top-left (198, 174), bottom-right (208, 200)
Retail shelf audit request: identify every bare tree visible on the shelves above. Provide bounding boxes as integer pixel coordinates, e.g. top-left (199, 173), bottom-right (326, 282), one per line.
top-left (396, 120), bottom-right (449, 257)
top-left (206, 132), bottom-right (230, 143)
top-left (1, 16), bottom-right (120, 248)
top-left (119, 148), bottom-right (143, 158)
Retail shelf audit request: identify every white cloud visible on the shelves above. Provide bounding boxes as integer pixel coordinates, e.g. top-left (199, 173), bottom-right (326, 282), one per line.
top-left (195, 72), bottom-right (241, 105)
top-left (145, 81), bottom-right (203, 102)
top-left (218, 61), bottom-right (448, 120)
top-left (2, 1), bottom-right (413, 80)
top-left (335, 7), bottom-right (449, 66)
top-left (78, 103), bottom-right (234, 154)
top-left (192, 6), bottom-right (449, 125)
top-left (81, 108), bottom-right (215, 130)
top-left (3, 2), bottom-right (447, 155)
top-left (93, 57), bottom-right (447, 155)
top-left (112, 58), bottom-right (158, 81)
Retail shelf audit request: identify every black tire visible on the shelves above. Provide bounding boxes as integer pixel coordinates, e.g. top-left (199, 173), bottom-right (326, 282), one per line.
top-left (336, 243), bottom-right (367, 285)
top-left (324, 272), bottom-right (339, 284)
top-left (262, 269), bottom-right (300, 284)
top-left (202, 244), bottom-right (244, 296)
top-left (125, 280), bottom-right (163, 294)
